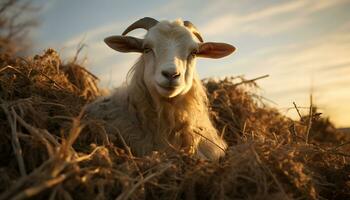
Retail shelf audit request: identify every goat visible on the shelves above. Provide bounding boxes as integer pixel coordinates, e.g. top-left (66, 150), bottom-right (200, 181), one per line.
top-left (86, 17), bottom-right (236, 160)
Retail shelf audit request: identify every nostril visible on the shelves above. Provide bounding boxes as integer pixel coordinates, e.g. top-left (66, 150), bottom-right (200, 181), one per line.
top-left (161, 71), bottom-right (170, 78)
top-left (162, 71), bottom-right (180, 80)
top-left (172, 72), bottom-right (180, 79)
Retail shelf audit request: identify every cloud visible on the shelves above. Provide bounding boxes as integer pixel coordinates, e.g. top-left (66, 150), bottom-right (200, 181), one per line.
top-left (200, 0), bottom-right (348, 38)
top-left (320, 62), bottom-right (350, 71)
top-left (238, 17), bottom-right (308, 37)
top-left (253, 30), bottom-right (350, 127)
top-left (200, 1), bottom-right (304, 37)
top-left (258, 32), bottom-right (350, 92)
top-left (94, 56), bottom-right (138, 88)
top-left (63, 23), bottom-right (119, 48)
top-left (143, 0), bottom-right (186, 18)
top-left (308, 0), bottom-right (348, 12)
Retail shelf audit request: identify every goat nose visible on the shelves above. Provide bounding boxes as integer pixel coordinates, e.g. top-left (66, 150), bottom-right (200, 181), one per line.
top-left (161, 70), bottom-right (180, 80)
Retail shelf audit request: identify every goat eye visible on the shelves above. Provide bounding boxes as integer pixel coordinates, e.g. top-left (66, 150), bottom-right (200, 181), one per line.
top-left (143, 48), bottom-right (152, 53)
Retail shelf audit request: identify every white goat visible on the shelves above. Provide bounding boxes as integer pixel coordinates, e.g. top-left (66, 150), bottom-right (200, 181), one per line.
top-left (86, 17), bottom-right (235, 160)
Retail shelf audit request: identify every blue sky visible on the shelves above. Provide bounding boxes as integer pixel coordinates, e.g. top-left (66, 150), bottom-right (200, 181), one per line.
top-left (31, 0), bottom-right (350, 127)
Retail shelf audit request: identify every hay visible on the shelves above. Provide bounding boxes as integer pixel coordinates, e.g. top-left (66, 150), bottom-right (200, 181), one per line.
top-left (0, 49), bottom-right (349, 200)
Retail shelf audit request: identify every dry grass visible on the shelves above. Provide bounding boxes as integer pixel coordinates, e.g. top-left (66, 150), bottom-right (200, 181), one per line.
top-left (0, 49), bottom-right (349, 200)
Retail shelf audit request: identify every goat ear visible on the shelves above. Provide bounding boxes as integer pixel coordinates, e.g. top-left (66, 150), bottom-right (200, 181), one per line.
top-left (104, 36), bottom-right (143, 53)
top-left (197, 42), bottom-right (236, 59)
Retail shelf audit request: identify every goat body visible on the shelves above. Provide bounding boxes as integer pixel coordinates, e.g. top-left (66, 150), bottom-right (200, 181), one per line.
top-left (86, 18), bottom-right (235, 160)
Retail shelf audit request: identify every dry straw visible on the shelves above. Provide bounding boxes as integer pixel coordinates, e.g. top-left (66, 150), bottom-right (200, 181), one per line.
top-left (0, 49), bottom-right (349, 199)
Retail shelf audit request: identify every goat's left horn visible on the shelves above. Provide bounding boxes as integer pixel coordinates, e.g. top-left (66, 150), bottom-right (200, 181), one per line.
top-left (184, 21), bottom-right (204, 42)
top-left (122, 17), bottom-right (159, 36)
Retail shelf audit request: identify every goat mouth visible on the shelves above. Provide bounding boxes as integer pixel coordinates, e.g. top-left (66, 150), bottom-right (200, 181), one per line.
top-left (157, 84), bottom-right (179, 91)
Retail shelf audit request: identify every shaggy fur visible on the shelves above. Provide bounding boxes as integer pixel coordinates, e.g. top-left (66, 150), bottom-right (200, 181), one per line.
top-left (86, 20), bottom-right (228, 160)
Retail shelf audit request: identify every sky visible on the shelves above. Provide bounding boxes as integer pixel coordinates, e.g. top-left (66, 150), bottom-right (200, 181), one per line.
top-left (30, 0), bottom-right (350, 128)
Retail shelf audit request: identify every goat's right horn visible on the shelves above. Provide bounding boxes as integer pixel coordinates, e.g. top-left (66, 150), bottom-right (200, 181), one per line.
top-left (122, 17), bottom-right (159, 36)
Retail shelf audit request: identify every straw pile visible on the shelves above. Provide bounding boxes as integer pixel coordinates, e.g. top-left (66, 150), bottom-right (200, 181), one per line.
top-left (0, 49), bottom-right (349, 200)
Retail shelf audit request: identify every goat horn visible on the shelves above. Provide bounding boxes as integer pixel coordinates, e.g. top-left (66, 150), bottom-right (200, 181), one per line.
top-left (122, 17), bottom-right (159, 36)
top-left (184, 21), bottom-right (204, 42)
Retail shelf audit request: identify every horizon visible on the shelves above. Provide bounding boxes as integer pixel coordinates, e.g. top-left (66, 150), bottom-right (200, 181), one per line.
top-left (31, 0), bottom-right (350, 128)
